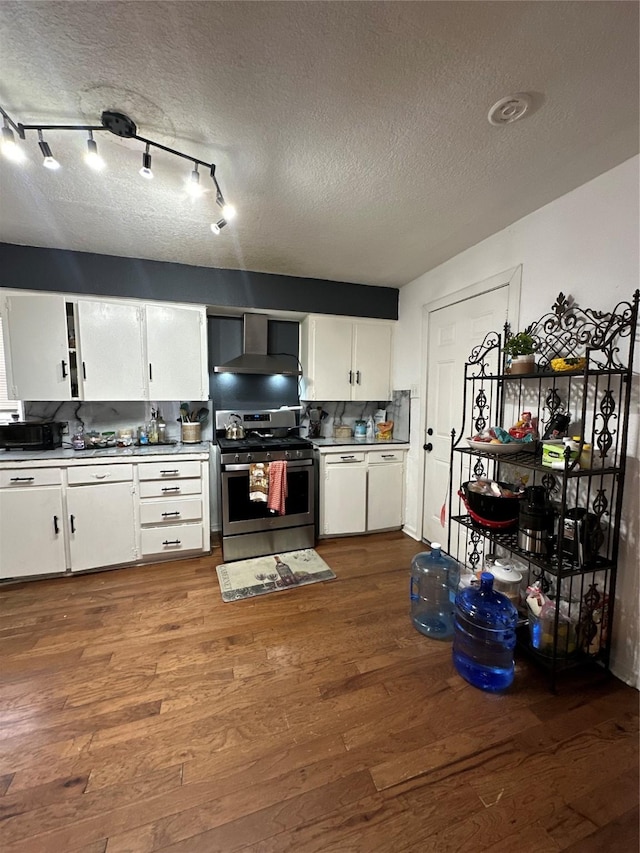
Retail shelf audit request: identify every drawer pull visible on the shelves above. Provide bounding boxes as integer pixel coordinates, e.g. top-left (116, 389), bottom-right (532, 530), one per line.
top-left (161, 486), bottom-right (181, 492)
top-left (161, 511), bottom-right (181, 518)
top-left (93, 473), bottom-right (109, 480)
top-left (10, 476), bottom-right (35, 482)
top-left (160, 470), bottom-right (179, 475)
top-left (53, 515), bottom-right (59, 534)
top-left (340, 455), bottom-right (356, 460)
top-left (381, 454), bottom-right (396, 459)
top-left (162, 539), bottom-right (181, 546)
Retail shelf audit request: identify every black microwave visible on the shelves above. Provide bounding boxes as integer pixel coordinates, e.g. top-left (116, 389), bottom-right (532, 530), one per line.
top-left (0, 421), bottom-right (64, 450)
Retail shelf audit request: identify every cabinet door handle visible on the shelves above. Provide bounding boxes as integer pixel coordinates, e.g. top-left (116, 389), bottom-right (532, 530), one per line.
top-left (10, 476), bottom-right (34, 482)
top-left (349, 370), bottom-right (353, 385)
top-left (53, 515), bottom-right (59, 534)
top-left (82, 362), bottom-right (87, 380)
top-left (161, 511), bottom-right (181, 518)
top-left (61, 359), bottom-right (68, 378)
top-left (149, 363), bottom-right (153, 381)
top-left (356, 370), bottom-right (361, 384)
top-left (162, 539), bottom-right (181, 546)
top-left (70, 514), bottom-right (76, 533)
top-left (427, 427), bottom-right (433, 436)
top-left (162, 486), bottom-right (181, 492)
top-left (160, 469), bottom-right (179, 475)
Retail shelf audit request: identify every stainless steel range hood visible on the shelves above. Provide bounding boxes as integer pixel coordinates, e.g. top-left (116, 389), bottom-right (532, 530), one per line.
top-left (213, 313), bottom-right (301, 376)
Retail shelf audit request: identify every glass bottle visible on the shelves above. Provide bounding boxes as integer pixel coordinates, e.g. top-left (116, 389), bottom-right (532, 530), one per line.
top-left (147, 411), bottom-right (158, 444)
top-left (156, 410), bottom-right (166, 443)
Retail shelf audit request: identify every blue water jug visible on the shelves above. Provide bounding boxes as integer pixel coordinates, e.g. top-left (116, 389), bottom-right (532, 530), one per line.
top-left (410, 543), bottom-right (461, 640)
top-left (453, 571), bottom-right (519, 691)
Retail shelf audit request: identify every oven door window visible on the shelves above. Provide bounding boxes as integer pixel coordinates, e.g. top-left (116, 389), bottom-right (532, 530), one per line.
top-left (225, 467), bottom-right (311, 522)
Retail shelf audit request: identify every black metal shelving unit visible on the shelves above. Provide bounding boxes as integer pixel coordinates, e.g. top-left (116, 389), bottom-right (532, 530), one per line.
top-left (447, 291), bottom-right (639, 690)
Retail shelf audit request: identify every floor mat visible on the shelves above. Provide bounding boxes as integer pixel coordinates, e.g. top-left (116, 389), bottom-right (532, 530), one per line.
top-left (215, 548), bottom-right (336, 602)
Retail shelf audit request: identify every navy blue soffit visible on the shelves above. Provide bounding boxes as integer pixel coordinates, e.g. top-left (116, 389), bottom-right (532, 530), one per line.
top-left (0, 243), bottom-right (399, 320)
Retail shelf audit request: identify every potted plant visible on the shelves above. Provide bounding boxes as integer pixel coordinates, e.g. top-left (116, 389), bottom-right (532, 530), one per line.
top-left (504, 331), bottom-right (536, 374)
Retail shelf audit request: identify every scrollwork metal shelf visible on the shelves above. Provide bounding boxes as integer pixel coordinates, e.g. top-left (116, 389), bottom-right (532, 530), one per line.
top-left (447, 289), bottom-right (638, 691)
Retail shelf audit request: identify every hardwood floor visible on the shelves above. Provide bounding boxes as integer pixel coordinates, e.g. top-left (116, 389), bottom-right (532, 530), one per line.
top-left (0, 531), bottom-right (638, 852)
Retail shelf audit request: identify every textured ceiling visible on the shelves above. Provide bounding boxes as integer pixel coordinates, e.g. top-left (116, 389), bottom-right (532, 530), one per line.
top-left (0, 1), bottom-right (638, 288)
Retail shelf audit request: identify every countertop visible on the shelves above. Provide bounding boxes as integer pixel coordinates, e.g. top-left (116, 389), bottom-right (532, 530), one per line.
top-left (310, 438), bottom-right (410, 449)
top-left (0, 442), bottom-right (211, 465)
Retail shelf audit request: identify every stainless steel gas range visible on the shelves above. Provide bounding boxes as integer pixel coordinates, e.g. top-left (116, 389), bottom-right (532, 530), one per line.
top-left (215, 409), bottom-right (315, 562)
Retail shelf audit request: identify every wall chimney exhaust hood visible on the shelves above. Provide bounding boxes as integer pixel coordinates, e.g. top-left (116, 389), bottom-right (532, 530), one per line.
top-left (213, 313), bottom-right (301, 376)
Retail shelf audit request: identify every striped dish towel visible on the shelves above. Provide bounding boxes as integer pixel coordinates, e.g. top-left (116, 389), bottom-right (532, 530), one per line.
top-left (267, 460), bottom-right (288, 515)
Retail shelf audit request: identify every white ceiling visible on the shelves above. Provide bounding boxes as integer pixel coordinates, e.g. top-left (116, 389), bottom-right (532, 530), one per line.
top-left (0, 2), bottom-right (638, 288)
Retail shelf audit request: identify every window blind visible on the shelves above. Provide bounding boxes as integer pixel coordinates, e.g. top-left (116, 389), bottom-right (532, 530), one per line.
top-left (0, 321), bottom-right (20, 421)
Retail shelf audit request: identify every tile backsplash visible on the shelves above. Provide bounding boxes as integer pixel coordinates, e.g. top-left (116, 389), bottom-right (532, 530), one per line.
top-left (24, 400), bottom-right (213, 445)
top-left (299, 390), bottom-right (410, 440)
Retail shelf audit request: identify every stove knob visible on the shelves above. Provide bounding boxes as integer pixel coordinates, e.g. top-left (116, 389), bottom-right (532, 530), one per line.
top-left (296, 449), bottom-right (302, 458)
top-left (266, 452), bottom-right (272, 460)
top-left (234, 453), bottom-right (240, 463)
top-left (246, 453), bottom-right (253, 462)
top-left (285, 450), bottom-right (290, 459)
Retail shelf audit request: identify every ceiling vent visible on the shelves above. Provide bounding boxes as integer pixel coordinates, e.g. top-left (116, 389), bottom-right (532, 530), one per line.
top-left (488, 93), bottom-right (532, 126)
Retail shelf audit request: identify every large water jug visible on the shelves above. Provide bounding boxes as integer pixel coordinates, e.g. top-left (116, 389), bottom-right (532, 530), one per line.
top-left (453, 572), bottom-right (519, 691)
top-left (410, 543), bottom-right (461, 639)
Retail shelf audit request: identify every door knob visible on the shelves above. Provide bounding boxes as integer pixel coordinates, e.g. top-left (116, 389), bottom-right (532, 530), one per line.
top-left (423, 443), bottom-right (433, 452)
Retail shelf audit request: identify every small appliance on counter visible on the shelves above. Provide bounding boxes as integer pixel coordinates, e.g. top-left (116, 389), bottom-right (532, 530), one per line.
top-left (561, 507), bottom-right (604, 567)
top-left (517, 486), bottom-right (555, 555)
top-left (0, 420), bottom-right (63, 450)
top-left (306, 407), bottom-right (328, 439)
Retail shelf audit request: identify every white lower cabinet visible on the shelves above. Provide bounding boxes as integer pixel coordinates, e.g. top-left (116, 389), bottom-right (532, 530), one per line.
top-left (137, 458), bottom-right (207, 559)
top-left (0, 484), bottom-right (66, 578)
top-left (318, 446), bottom-right (407, 537)
top-left (0, 453), bottom-right (210, 582)
top-left (67, 482), bottom-right (136, 572)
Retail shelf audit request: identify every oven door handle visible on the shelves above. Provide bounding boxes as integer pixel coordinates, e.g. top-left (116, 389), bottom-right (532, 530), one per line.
top-left (223, 459), bottom-right (313, 472)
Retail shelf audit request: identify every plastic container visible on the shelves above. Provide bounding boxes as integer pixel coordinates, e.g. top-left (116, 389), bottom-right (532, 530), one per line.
top-left (354, 420), bottom-right (367, 439)
top-left (528, 602), bottom-right (578, 657)
top-left (410, 543), bottom-right (461, 640)
top-left (453, 572), bottom-right (519, 691)
top-left (366, 417), bottom-right (375, 441)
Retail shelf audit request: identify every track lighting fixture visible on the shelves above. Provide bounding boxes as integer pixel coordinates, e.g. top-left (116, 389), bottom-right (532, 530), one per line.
top-left (37, 130), bottom-right (60, 170)
top-left (84, 130), bottom-right (105, 171)
top-left (186, 163), bottom-right (204, 198)
top-left (1, 118), bottom-right (25, 163)
top-left (210, 218), bottom-right (227, 236)
top-left (139, 143), bottom-right (153, 179)
top-left (0, 104), bottom-right (236, 233)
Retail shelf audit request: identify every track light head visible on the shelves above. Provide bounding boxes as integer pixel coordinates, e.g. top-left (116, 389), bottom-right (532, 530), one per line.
top-left (139, 143), bottom-right (153, 179)
top-left (85, 131), bottom-right (105, 171)
top-left (210, 218), bottom-right (227, 235)
top-left (221, 203), bottom-right (236, 221)
top-left (186, 163), bottom-right (204, 198)
top-left (37, 131), bottom-right (60, 170)
top-left (1, 122), bottom-right (25, 163)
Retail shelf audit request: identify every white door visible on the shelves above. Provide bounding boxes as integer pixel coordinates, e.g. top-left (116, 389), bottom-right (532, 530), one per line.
top-left (0, 488), bottom-right (66, 578)
top-left (67, 482), bottom-right (136, 571)
top-left (77, 300), bottom-right (145, 400)
top-left (322, 465), bottom-right (367, 535)
top-left (368, 463), bottom-right (403, 531)
top-left (422, 287), bottom-right (510, 545)
top-left (146, 304), bottom-right (206, 401)
top-left (353, 323), bottom-right (392, 402)
top-left (309, 317), bottom-right (353, 401)
top-left (0, 292), bottom-right (72, 400)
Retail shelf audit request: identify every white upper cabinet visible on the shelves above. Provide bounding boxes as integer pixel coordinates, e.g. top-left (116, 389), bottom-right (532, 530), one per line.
top-left (300, 315), bottom-right (393, 401)
top-left (0, 291), bottom-right (72, 401)
top-left (0, 289), bottom-right (209, 402)
top-left (145, 304), bottom-right (207, 401)
top-left (77, 300), bottom-right (146, 400)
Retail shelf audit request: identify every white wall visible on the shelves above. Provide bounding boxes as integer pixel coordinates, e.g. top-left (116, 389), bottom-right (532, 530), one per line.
top-left (396, 155), bottom-right (640, 687)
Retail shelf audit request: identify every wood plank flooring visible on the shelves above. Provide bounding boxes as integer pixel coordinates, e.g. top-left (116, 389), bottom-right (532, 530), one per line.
top-left (0, 531), bottom-right (638, 852)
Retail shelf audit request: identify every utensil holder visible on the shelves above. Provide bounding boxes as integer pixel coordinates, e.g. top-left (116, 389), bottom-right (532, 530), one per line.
top-left (181, 422), bottom-right (201, 443)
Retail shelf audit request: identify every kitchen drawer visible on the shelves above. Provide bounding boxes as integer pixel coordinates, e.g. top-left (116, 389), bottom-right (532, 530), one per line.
top-left (138, 460), bottom-right (201, 480)
top-left (140, 523), bottom-right (203, 556)
top-left (0, 467), bottom-right (62, 487)
top-left (367, 450), bottom-right (405, 464)
top-left (139, 497), bottom-right (202, 525)
top-left (324, 451), bottom-right (366, 464)
top-left (67, 464), bottom-right (134, 485)
top-left (138, 477), bottom-right (202, 499)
